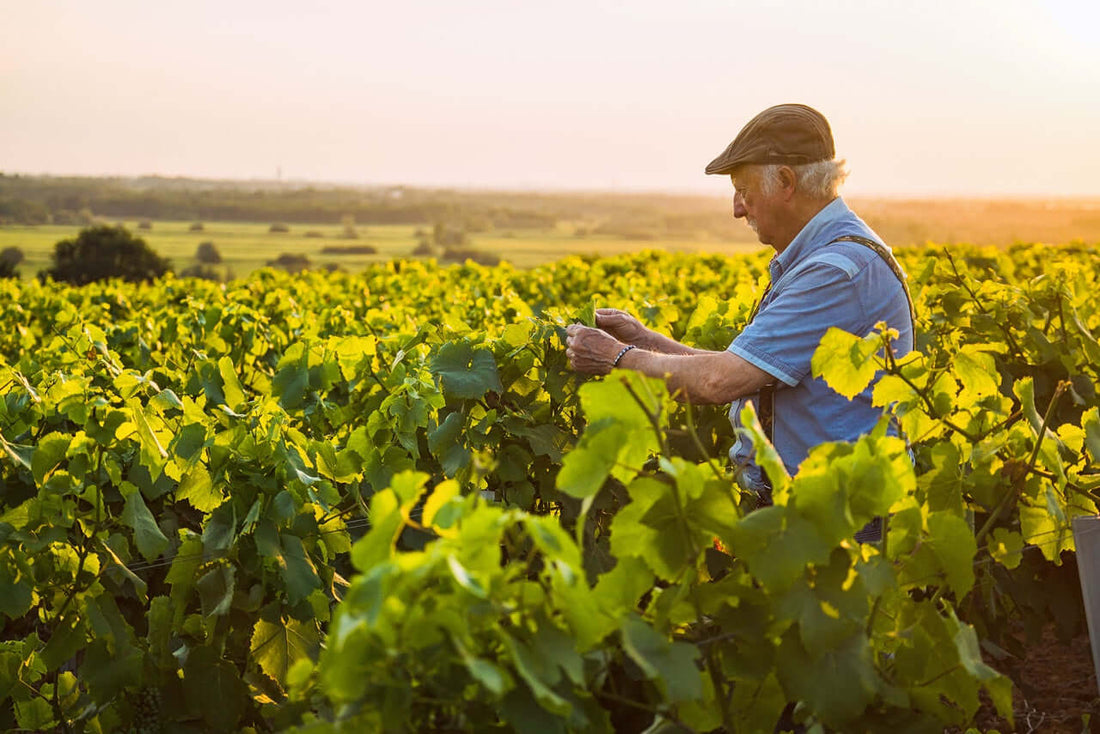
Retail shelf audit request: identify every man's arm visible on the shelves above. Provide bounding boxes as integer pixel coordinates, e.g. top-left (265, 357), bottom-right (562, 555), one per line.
top-left (565, 324), bottom-right (773, 404)
top-left (594, 309), bottom-right (703, 355)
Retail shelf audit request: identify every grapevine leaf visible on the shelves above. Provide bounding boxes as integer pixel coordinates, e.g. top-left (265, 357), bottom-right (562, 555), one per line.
top-left (0, 559), bottom-right (34, 619)
top-left (447, 555), bottom-right (488, 598)
top-left (926, 512), bottom-right (977, 596)
top-left (197, 563), bottom-right (235, 617)
top-left (811, 327), bottom-right (879, 400)
top-left (279, 533), bottom-right (321, 605)
top-left (430, 341), bottom-right (502, 399)
top-left (954, 345), bottom-right (999, 404)
top-left (729, 505), bottom-right (831, 592)
top-left (920, 441), bottom-right (965, 514)
top-left (455, 639), bottom-right (511, 696)
top-left (620, 614), bottom-right (702, 702)
top-left (1020, 502), bottom-right (1074, 561)
top-left (14, 699), bottom-right (54, 731)
top-left (183, 646), bottom-right (248, 731)
top-left (122, 490), bottom-right (170, 562)
top-left (776, 629), bottom-right (879, 726)
top-left (80, 637), bottom-right (142, 704)
top-left (500, 687), bottom-right (568, 734)
top-left (0, 437), bottom-right (34, 472)
top-left (40, 612), bottom-right (86, 671)
top-left (172, 422), bottom-right (207, 463)
top-left (423, 479), bottom-right (461, 529)
top-left (739, 401), bottom-right (790, 498)
top-left (947, 609), bottom-right (1015, 720)
top-left (166, 537), bottom-right (204, 621)
top-left (217, 356), bottom-right (247, 409)
top-left (251, 617), bottom-right (320, 690)
top-left (987, 528), bottom-right (1024, 570)
top-left (31, 432), bottom-right (71, 486)
top-left (147, 596), bottom-right (174, 667)
top-left (273, 343), bottom-right (310, 410)
top-left (504, 634), bottom-right (571, 715)
top-left (591, 556), bottom-right (652, 616)
top-left (610, 477), bottom-right (693, 580)
top-left (556, 419), bottom-right (626, 500)
top-left (98, 539), bottom-right (148, 600)
top-left (177, 465), bottom-right (223, 513)
top-left (530, 622), bottom-right (585, 687)
top-left (428, 411), bottom-right (470, 476)
top-left (1084, 407), bottom-right (1100, 463)
top-left (203, 501), bottom-right (236, 553)
top-left (125, 398), bottom-right (168, 461)
top-left (352, 489), bottom-right (403, 571)
top-left (501, 420), bottom-right (565, 461)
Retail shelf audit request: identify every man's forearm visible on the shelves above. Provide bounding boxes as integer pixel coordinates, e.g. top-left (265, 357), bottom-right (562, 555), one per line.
top-left (616, 347), bottom-right (773, 404)
top-left (635, 328), bottom-right (707, 356)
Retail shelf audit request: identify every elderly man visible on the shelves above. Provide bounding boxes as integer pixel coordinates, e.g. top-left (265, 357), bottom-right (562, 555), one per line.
top-left (565, 104), bottom-right (914, 532)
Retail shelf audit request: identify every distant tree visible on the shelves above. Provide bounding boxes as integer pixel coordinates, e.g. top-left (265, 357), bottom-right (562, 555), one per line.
top-left (137, 220), bottom-right (153, 230)
top-left (319, 244), bottom-right (377, 255)
top-left (179, 263), bottom-right (229, 282)
top-left (0, 246), bottom-right (21, 279)
top-left (41, 225), bottom-right (171, 285)
top-left (432, 222), bottom-right (467, 247)
top-left (195, 241), bottom-right (222, 264)
top-left (0, 199), bottom-right (51, 225)
top-left (411, 239), bottom-right (436, 257)
top-left (189, 222), bottom-right (204, 232)
top-left (441, 247), bottom-right (500, 266)
top-left (52, 210), bottom-right (80, 225)
top-left (1, 246), bottom-right (25, 268)
top-left (269, 223), bottom-right (290, 233)
top-left (267, 253), bottom-right (311, 273)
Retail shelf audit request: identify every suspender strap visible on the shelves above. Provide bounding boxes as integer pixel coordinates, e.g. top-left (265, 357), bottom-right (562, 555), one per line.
top-left (751, 235), bottom-right (915, 444)
top-left (828, 234), bottom-right (917, 328)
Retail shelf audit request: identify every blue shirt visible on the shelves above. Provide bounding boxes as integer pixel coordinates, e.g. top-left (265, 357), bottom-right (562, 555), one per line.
top-left (727, 197), bottom-right (913, 486)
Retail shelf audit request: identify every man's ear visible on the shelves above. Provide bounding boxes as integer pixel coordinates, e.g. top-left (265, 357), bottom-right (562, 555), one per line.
top-left (777, 166), bottom-right (797, 200)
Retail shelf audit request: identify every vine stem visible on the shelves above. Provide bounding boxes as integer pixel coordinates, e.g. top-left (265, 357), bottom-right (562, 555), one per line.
top-left (974, 379), bottom-right (1068, 549)
top-left (619, 376), bottom-right (669, 458)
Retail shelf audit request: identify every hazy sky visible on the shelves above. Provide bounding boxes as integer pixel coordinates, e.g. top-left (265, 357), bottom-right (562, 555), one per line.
top-left (2, 0), bottom-right (1098, 195)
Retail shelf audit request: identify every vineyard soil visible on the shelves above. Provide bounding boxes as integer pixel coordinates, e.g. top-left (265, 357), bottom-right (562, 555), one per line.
top-left (973, 623), bottom-right (1100, 733)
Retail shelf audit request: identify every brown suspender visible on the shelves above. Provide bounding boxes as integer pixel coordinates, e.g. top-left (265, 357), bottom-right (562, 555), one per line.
top-left (752, 235), bottom-right (915, 443)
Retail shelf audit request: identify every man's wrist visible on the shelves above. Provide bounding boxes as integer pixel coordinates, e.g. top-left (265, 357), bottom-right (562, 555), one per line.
top-left (611, 344), bottom-right (637, 368)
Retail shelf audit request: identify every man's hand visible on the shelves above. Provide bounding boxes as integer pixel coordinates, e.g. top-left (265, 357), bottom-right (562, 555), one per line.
top-left (594, 308), bottom-right (648, 345)
top-left (565, 324), bottom-right (625, 375)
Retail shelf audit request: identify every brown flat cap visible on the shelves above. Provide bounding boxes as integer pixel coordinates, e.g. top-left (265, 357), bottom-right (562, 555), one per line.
top-left (705, 103), bottom-right (835, 175)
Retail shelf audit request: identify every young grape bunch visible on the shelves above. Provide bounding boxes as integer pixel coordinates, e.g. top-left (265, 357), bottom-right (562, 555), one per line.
top-left (127, 687), bottom-right (163, 734)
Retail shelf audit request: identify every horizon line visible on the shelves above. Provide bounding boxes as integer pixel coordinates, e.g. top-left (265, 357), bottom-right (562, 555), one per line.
top-left (3, 169), bottom-right (1099, 202)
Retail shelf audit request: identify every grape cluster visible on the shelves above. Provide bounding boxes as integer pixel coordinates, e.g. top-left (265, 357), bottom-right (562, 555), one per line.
top-left (127, 687), bottom-right (163, 734)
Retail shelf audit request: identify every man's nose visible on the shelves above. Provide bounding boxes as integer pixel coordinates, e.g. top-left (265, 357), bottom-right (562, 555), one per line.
top-left (732, 194), bottom-right (746, 219)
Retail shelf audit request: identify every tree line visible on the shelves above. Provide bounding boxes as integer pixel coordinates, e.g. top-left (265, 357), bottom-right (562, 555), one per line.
top-left (0, 173), bottom-right (738, 240)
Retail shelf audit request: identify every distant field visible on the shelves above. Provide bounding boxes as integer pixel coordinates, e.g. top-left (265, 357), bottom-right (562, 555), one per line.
top-left (2, 196), bottom-right (1099, 279)
top-left (0, 220), bottom-right (763, 278)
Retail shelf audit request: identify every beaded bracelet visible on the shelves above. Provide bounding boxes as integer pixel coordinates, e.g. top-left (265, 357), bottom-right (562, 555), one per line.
top-left (612, 344), bottom-right (637, 367)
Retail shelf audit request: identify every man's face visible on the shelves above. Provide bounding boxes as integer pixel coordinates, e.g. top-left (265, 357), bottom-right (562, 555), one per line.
top-left (730, 166), bottom-right (781, 246)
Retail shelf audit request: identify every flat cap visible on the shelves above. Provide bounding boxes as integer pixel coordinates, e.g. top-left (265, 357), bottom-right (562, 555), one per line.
top-left (705, 103), bottom-right (835, 175)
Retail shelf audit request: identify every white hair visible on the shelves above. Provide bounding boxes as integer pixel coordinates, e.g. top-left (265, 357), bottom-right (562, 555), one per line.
top-left (757, 159), bottom-right (849, 199)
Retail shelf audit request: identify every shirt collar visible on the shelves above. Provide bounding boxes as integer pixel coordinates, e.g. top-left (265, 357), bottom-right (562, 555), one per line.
top-left (769, 197), bottom-right (850, 278)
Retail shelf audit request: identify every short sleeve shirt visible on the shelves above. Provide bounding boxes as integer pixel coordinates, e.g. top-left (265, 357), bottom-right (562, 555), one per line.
top-left (727, 197), bottom-right (913, 485)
